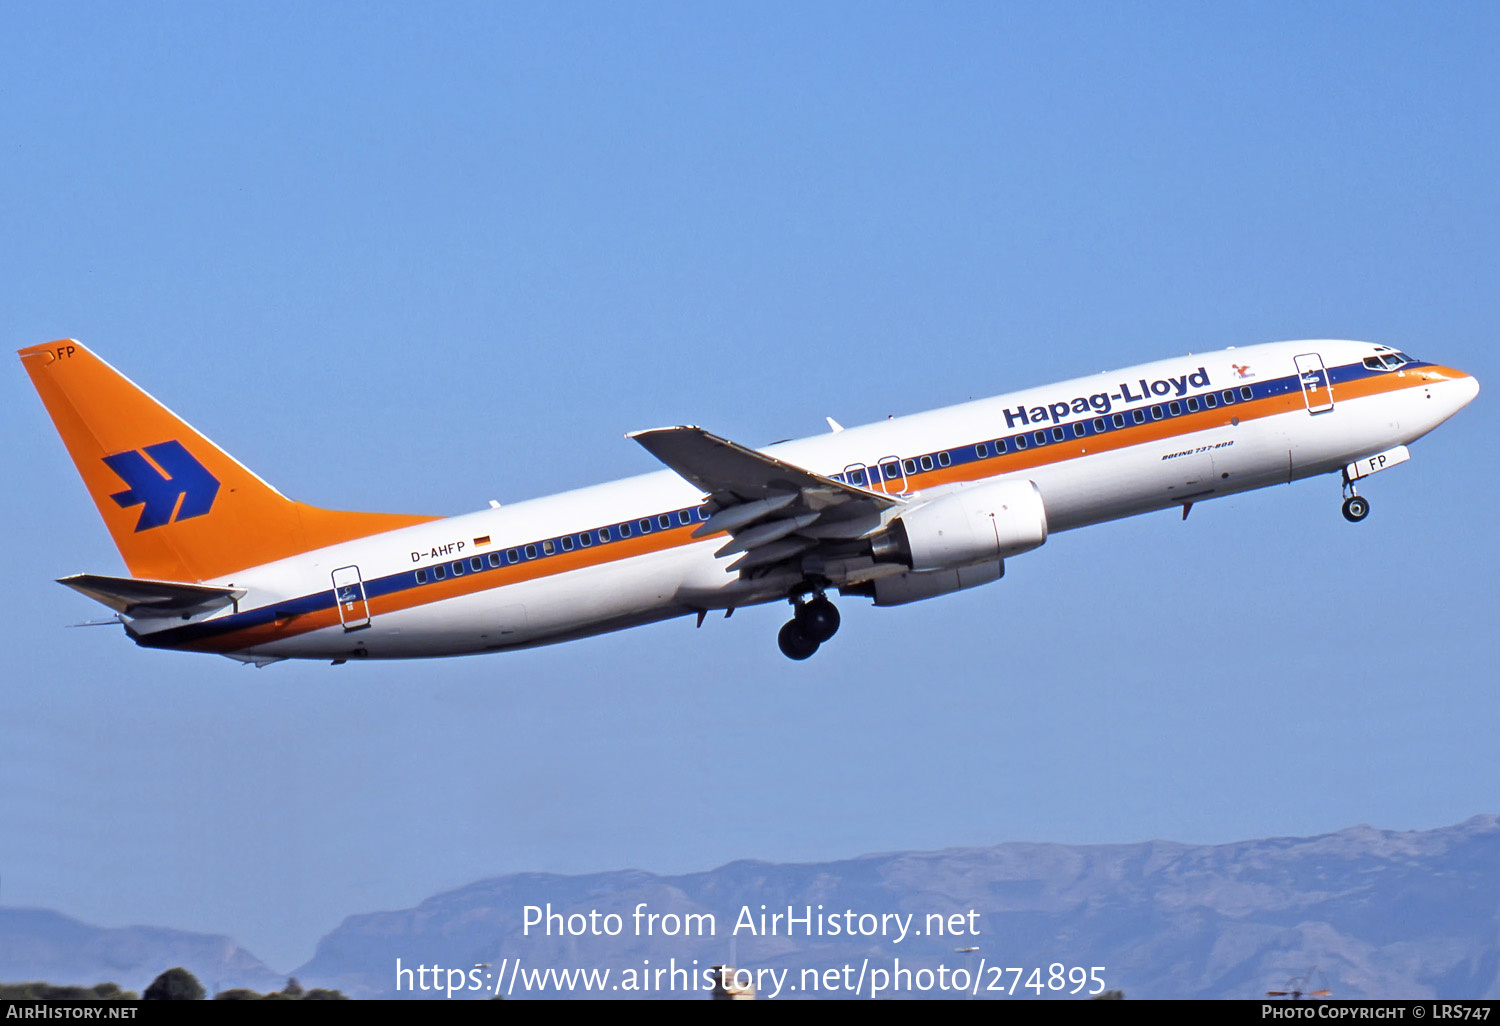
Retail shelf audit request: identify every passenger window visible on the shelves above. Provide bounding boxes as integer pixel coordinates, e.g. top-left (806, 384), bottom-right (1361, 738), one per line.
top-left (850, 469), bottom-right (865, 486)
top-left (884, 462), bottom-right (901, 480)
top-left (638, 519), bottom-right (651, 534)
top-left (919, 455), bottom-right (934, 471)
top-left (433, 565), bottom-right (445, 581)
top-left (1151, 406), bottom-right (1164, 420)
top-left (1240, 386), bottom-right (1253, 401)
top-left (471, 557), bottom-right (483, 572)
top-left (561, 536), bottom-right (574, 551)
top-left (1169, 401), bottom-right (1182, 416)
top-left (619, 523), bottom-right (631, 538)
top-left (488, 553), bottom-right (501, 568)
top-left (975, 443), bottom-right (989, 458)
top-left (697, 507), bottom-right (710, 521)
top-left (1204, 394), bottom-right (1216, 408)
top-left (678, 511), bottom-right (691, 526)
top-left (415, 568), bottom-right (427, 584)
top-left (1014, 434), bottom-right (1028, 450)
top-left (1133, 409), bottom-right (1146, 424)
top-left (658, 514), bottom-right (671, 530)
top-left (1034, 431), bottom-right (1047, 446)
top-left (507, 548), bottom-right (519, 563)
top-left (524, 544), bottom-right (537, 559)
top-left (1112, 413), bottom-right (1125, 428)
top-left (937, 451), bottom-right (951, 467)
top-left (1051, 427), bottom-right (1065, 442)
top-left (542, 540), bottom-right (555, 555)
top-left (994, 439), bottom-right (1007, 454)
top-left (1092, 418), bottom-right (1105, 432)
top-left (1222, 389), bottom-right (1235, 404)
top-left (452, 561), bottom-right (463, 575)
top-left (903, 459), bottom-right (917, 475)
top-left (1186, 397), bottom-right (1199, 412)
top-left (598, 529), bottom-right (611, 543)
top-left (580, 532), bottom-right (592, 547)
top-left (1072, 424), bottom-right (1085, 438)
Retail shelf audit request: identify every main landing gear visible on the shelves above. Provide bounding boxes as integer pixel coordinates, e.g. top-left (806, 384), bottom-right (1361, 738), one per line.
top-left (777, 589), bottom-right (841, 660)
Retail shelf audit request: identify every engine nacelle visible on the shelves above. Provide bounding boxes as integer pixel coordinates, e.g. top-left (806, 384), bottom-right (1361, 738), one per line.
top-left (871, 478), bottom-right (1048, 572)
top-left (860, 560), bottom-right (1004, 607)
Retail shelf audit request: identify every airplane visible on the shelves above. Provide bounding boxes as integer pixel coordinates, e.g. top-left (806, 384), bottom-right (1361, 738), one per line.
top-left (18, 338), bottom-right (1478, 664)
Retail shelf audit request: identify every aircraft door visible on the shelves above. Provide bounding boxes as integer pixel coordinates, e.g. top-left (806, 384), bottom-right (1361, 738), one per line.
top-left (1162, 446), bottom-right (1216, 502)
top-left (842, 463), bottom-right (872, 489)
top-left (874, 455), bottom-right (908, 495)
top-left (843, 459), bottom-right (909, 495)
top-left (331, 565), bottom-right (371, 631)
top-left (1182, 448), bottom-right (1214, 495)
top-left (1294, 353), bottom-right (1335, 413)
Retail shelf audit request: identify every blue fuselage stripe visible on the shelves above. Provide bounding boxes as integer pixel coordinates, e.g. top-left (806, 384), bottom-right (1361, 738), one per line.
top-left (136, 359), bottom-right (1414, 651)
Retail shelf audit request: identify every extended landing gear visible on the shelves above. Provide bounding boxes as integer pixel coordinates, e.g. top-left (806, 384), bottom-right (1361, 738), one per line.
top-left (777, 591), bottom-right (841, 660)
top-left (1341, 472), bottom-right (1371, 523)
top-left (778, 619), bottom-right (820, 660)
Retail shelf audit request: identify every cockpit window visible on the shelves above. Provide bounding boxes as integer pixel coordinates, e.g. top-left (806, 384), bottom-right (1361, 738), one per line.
top-left (1365, 352), bottom-right (1414, 371)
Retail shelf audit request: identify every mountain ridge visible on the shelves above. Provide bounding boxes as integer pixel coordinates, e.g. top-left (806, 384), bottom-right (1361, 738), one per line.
top-left (6, 815), bottom-right (1496, 999)
top-left (292, 814), bottom-right (1500, 998)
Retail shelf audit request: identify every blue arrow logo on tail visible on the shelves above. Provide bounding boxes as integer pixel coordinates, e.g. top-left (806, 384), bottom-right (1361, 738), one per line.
top-left (102, 441), bottom-right (221, 532)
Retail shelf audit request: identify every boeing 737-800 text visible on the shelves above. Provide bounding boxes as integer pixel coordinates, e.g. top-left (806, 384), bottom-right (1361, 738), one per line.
top-left (19, 338), bottom-right (1477, 663)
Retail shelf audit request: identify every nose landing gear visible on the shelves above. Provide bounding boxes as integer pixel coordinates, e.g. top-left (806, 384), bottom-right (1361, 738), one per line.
top-left (776, 589), bottom-right (841, 660)
top-left (1341, 470), bottom-right (1371, 523)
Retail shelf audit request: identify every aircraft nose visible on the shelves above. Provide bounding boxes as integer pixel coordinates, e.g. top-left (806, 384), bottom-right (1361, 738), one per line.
top-left (1442, 370), bottom-right (1479, 423)
top-left (1456, 372), bottom-right (1480, 408)
top-left (1424, 366), bottom-right (1479, 413)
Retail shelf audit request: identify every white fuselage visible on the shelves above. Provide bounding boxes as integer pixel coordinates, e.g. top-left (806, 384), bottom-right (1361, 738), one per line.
top-left (128, 339), bottom-right (1477, 662)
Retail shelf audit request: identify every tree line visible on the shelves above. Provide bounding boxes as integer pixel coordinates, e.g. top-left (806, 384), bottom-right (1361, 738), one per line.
top-left (1, 968), bottom-right (347, 1000)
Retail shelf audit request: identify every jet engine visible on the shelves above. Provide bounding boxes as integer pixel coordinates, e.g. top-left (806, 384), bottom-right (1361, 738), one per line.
top-left (853, 478), bottom-right (1048, 606)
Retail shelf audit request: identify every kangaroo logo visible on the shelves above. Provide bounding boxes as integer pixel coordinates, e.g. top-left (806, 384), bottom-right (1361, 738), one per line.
top-left (102, 441), bottom-right (221, 532)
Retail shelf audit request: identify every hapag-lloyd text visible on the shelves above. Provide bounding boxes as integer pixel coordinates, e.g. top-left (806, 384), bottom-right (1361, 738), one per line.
top-left (1003, 367), bottom-right (1214, 426)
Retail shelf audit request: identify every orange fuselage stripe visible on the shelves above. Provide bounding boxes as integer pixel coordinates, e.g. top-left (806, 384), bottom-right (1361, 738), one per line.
top-left (173, 367), bottom-right (1447, 654)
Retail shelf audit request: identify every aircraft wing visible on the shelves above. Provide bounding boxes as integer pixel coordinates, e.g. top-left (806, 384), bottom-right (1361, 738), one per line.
top-left (629, 425), bottom-right (900, 576)
top-left (629, 426), bottom-right (898, 510)
top-left (59, 573), bottom-right (245, 618)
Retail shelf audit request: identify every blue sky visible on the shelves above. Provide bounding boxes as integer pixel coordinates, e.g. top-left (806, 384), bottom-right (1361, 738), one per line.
top-left (3, 3), bottom-right (1497, 971)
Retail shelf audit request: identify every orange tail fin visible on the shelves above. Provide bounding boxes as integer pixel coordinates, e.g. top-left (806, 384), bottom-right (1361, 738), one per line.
top-left (19, 340), bottom-right (438, 583)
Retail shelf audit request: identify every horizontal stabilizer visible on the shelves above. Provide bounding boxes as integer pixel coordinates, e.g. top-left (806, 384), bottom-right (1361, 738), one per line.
top-left (59, 573), bottom-right (245, 618)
